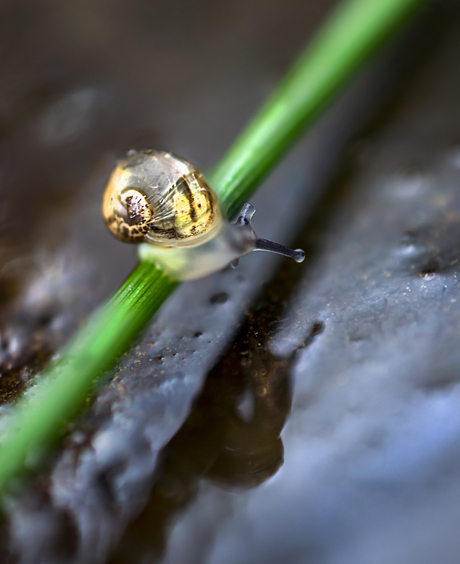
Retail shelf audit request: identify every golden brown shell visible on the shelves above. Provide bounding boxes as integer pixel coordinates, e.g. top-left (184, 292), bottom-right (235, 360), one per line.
top-left (102, 150), bottom-right (222, 248)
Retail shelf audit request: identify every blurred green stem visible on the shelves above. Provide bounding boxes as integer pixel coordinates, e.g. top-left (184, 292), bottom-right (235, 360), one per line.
top-left (0, 0), bottom-right (428, 493)
top-left (212, 0), bottom-right (428, 215)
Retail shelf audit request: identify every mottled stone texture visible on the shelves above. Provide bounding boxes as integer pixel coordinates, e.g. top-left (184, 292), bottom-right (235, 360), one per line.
top-left (0, 0), bottom-right (459, 563)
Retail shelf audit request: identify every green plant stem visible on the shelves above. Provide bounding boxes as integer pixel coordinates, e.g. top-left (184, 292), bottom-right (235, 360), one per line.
top-left (0, 0), bottom-right (429, 493)
top-left (212, 0), bottom-right (427, 217)
top-left (0, 264), bottom-right (177, 491)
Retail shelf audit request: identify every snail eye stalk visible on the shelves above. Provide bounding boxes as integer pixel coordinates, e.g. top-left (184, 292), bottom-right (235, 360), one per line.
top-left (236, 203), bottom-right (305, 264)
top-left (254, 238), bottom-right (305, 263)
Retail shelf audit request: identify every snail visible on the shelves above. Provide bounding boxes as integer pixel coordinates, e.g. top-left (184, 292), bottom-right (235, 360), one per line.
top-left (102, 149), bottom-right (305, 280)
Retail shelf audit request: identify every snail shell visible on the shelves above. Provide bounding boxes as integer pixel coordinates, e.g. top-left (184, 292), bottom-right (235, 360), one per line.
top-left (103, 149), bottom-right (222, 248)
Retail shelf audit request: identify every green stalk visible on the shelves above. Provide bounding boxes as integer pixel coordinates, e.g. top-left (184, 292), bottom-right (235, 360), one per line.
top-left (0, 0), bottom-right (429, 493)
top-left (212, 0), bottom-right (427, 216)
top-left (0, 264), bottom-right (177, 491)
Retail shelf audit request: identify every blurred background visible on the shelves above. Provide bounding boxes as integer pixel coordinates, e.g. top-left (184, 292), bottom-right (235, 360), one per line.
top-left (1, 0), bottom-right (460, 563)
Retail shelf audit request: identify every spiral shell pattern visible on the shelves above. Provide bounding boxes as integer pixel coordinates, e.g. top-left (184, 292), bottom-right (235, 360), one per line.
top-left (102, 150), bottom-right (222, 247)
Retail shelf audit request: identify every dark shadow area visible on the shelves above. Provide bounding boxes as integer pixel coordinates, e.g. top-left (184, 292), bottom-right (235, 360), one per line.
top-left (109, 284), bottom-right (309, 563)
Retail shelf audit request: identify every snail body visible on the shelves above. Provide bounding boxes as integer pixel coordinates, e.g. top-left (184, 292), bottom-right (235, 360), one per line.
top-left (103, 150), bottom-right (304, 280)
